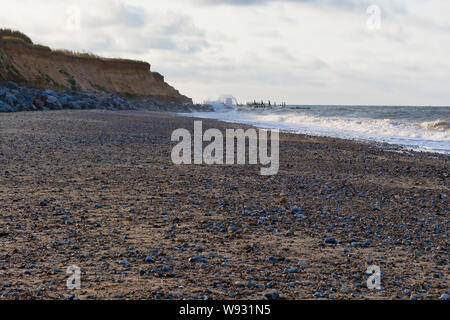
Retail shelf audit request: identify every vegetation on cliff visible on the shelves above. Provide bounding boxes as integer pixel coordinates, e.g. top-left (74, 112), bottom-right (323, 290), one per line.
top-left (0, 28), bottom-right (33, 44)
top-left (0, 28), bottom-right (146, 64)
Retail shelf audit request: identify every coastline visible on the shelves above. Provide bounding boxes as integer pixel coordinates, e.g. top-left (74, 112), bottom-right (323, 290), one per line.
top-left (0, 110), bottom-right (448, 300)
top-left (180, 110), bottom-right (450, 155)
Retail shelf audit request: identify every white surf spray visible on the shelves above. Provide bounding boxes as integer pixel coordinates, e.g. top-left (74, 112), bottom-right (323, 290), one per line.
top-left (182, 104), bottom-right (450, 154)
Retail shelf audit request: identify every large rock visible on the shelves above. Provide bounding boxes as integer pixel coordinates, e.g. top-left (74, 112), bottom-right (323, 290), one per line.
top-left (5, 81), bottom-right (19, 90)
top-left (33, 98), bottom-right (44, 109)
top-left (0, 100), bottom-right (12, 112)
top-left (46, 95), bottom-right (62, 109)
top-left (3, 93), bottom-right (17, 107)
top-left (0, 83), bottom-right (208, 113)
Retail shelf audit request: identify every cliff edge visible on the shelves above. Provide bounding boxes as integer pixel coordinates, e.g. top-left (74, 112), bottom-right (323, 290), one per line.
top-left (0, 37), bottom-right (192, 103)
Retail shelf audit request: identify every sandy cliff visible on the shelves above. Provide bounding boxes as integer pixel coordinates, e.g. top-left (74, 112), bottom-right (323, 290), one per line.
top-left (0, 38), bottom-right (192, 103)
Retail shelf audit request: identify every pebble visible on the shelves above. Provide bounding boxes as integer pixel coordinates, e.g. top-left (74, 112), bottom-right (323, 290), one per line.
top-left (299, 261), bottom-right (309, 269)
top-left (314, 292), bottom-right (325, 298)
top-left (162, 266), bottom-right (172, 272)
top-left (189, 256), bottom-right (207, 263)
top-left (291, 206), bottom-right (303, 214)
top-left (440, 294), bottom-right (450, 300)
top-left (263, 290), bottom-right (279, 300)
top-left (285, 267), bottom-right (299, 273)
top-left (325, 238), bottom-right (338, 244)
top-left (351, 241), bottom-right (371, 248)
top-left (40, 200), bottom-right (49, 207)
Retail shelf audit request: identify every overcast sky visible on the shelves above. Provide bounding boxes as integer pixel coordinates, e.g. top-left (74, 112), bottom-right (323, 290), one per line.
top-left (1, 0), bottom-right (449, 105)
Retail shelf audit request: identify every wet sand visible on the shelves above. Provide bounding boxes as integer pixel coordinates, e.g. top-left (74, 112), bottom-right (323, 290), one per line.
top-left (0, 110), bottom-right (448, 300)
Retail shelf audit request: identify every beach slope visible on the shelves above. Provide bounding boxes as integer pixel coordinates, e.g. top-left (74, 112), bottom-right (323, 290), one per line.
top-left (0, 110), bottom-right (448, 300)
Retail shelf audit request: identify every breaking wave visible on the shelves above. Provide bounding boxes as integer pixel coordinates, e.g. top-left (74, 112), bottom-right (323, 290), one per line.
top-left (185, 104), bottom-right (450, 153)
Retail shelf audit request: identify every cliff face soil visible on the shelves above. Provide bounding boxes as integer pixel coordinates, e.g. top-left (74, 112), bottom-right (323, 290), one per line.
top-left (0, 39), bottom-right (191, 103)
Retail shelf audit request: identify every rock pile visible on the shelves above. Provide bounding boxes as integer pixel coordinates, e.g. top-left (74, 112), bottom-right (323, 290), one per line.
top-left (0, 81), bottom-right (212, 113)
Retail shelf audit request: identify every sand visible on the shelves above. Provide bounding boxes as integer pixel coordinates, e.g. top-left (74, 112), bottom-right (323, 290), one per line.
top-left (0, 110), bottom-right (448, 300)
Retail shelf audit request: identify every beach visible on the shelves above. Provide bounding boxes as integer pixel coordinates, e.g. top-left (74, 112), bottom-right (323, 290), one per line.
top-left (0, 110), bottom-right (448, 300)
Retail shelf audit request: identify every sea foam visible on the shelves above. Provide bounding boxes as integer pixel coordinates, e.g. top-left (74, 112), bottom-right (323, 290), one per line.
top-left (184, 104), bottom-right (450, 153)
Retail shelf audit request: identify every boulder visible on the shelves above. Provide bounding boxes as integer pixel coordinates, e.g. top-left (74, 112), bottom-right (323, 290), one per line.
top-left (33, 98), bottom-right (45, 109)
top-left (5, 81), bottom-right (19, 90)
top-left (0, 101), bottom-right (12, 112)
top-left (3, 93), bottom-right (18, 106)
top-left (43, 89), bottom-right (57, 96)
top-left (46, 95), bottom-right (62, 109)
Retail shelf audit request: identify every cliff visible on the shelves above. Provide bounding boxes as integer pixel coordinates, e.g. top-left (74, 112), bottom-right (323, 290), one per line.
top-left (0, 38), bottom-right (192, 103)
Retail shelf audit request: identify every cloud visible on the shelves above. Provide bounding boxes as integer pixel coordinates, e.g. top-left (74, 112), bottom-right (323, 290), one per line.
top-left (49, 2), bottom-right (210, 56)
top-left (83, 1), bottom-right (147, 28)
top-left (0, 0), bottom-right (449, 105)
top-left (194, 0), bottom-right (372, 10)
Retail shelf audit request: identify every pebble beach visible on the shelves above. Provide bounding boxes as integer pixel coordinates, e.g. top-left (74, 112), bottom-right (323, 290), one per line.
top-left (0, 109), bottom-right (448, 300)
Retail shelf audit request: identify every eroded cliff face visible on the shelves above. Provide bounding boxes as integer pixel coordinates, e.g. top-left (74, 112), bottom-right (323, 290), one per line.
top-left (0, 39), bottom-right (192, 103)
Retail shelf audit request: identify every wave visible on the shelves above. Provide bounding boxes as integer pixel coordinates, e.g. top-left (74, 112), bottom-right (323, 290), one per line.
top-left (418, 120), bottom-right (450, 131)
top-left (187, 103), bottom-right (450, 153)
top-left (249, 113), bottom-right (449, 141)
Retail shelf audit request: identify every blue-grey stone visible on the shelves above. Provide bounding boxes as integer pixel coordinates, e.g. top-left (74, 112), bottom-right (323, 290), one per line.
top-left (440, 294), bottom-right (450, 300)
top-left (291, 206), bottom-right (302, 214)
top-left (264, 290), bottom-right (279, 300)
top-left (325, 238), bottom-right (338, 244)
top-left (6, 81), bottom-right (19, 90)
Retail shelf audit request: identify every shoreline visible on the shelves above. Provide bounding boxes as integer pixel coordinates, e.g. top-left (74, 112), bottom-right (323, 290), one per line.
top-left (180, 111), bottom-right (450, 157)
top-left (0, 109), bottom-right (448, 300)
top-left (1, 80), bottom-right (447, 154)
top-left (180, 105), bottom-right (450, 155)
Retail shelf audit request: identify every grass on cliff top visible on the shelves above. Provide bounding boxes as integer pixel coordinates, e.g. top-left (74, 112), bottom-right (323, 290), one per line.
top-left (0, 28), bottom-right (33, 44)
top-left (0, 28), bottom-right (148, 65)
top-left (53, 49), bottom-right (147, 65)
top-left (53, 49), bottom-right (102, 59)
top-left (1, 35), bottom-right (31, 43)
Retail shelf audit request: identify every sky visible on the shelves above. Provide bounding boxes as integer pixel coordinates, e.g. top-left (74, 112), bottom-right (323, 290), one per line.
top-left (1, 0), bottom-right (449, 105)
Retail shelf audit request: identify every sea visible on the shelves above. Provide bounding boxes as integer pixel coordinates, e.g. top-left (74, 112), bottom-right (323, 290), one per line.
top-left (184, 104), bottom-right (450, 154)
